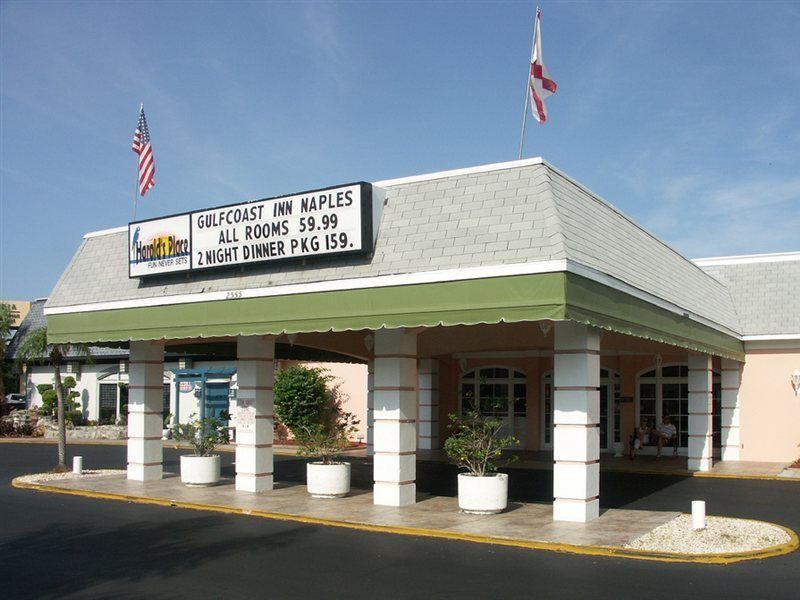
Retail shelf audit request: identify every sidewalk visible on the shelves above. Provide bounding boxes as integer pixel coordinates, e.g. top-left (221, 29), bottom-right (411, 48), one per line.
top-left (417, 449), bottom-right (800, 480)
top-left (14, 470), bottom-right (797, 564)
top-left (4, 437), bottom-right (797, 480)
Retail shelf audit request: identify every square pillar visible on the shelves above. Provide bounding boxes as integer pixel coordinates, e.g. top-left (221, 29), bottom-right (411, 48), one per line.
top-left (688, 354), bottom-right (713, 471)
top-left (373, 329), bottom-right (417, 507)
top-left (127, 340), bottom-right (164, 481)
top-left (417, 359), bottom-right (440, 450)
top-left (366, 360), bottom-right (374, 457)
top-left (720, 358), bottom-right (741, 462)
top-left (552, 321), bottom-right (600, 523)
top-left (235, 336), bottom-right (275, 492)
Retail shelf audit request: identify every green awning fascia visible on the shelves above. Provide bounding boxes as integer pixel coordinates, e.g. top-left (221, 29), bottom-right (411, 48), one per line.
top-left (47, 270), bottom-right (744, 361)
top-left (46, 272), bottom-right (568, 344)
top-left (564, 273), bottom-right (745, 362)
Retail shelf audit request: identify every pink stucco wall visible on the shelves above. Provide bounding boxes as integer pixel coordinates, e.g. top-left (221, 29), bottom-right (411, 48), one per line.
top-left (278, 361), bottom-right (369, 443)
top-left (739, 350), bottom-right (800, 463)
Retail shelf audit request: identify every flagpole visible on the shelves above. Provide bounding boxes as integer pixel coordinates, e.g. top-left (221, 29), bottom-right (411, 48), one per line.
top-left (517, 8), bottom-right (538, 160)
top-left (132, 102), bottom-right (142, 221)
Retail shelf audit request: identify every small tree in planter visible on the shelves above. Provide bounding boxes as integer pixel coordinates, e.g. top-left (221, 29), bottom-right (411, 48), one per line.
top-left (444, 411), bottom-right (518, 514)
top-left (296, 403), bottom-right (360, 461)
top-left (172, 415), bottom-right (230, 486)
top-left (299, 403), bottom-right (360, 498)
top-left (275, 366), bottom-right (359, 498)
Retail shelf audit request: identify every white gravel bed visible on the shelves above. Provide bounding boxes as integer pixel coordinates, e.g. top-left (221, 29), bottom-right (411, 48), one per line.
top-left (624, 515), bottom-right (791, 554)
top-left (16, 469), bottom-right (127, 485)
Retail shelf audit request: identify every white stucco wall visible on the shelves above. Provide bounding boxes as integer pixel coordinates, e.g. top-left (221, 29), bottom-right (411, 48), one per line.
top-left (23, 359), bottom-right (367, 441)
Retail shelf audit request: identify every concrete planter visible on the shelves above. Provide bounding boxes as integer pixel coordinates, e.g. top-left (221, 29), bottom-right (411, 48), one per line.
top-left (306, 462), bottom-right (351, 498)
top-left (180, 455), bottom-right (221, 486)
top-left (457, 472), bottom-right (508, 514)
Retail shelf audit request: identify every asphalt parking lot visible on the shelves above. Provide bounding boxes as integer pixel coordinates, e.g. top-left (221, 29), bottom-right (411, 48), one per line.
top-left (2, 442), bottom-right (798, 599)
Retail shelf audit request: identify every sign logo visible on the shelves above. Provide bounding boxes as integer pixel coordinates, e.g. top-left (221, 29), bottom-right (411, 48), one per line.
top-left (128, 214), bottom-right (192, 278)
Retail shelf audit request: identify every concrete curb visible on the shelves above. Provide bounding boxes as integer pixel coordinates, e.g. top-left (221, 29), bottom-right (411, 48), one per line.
top-left (11, 477), bottom-right (798, 565)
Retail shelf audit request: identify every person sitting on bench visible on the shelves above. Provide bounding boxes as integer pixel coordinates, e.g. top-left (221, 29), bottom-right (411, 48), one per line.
top-left (652, 415), bottom-right (678, 458)
top-left (628, 418), bottom-right (651, 459)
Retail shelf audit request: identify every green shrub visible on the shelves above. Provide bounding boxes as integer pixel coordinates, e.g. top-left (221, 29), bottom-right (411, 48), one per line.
top-left (62, 376), bottom-right (81, 411)
top-left (65, 410), bottom-right (84, 427)
top-left (172, 415), bottom-right (230, 456)
top-left (273, 366), bottom-right (331, 438)
top-left (36, 379), bottom-right (81, 416)
top-left (38, 386), bottom-right (57, 416)
top-left (443, 412), bottom-right (518, 477)
top-left (294, 395), bottom-right (359, 465)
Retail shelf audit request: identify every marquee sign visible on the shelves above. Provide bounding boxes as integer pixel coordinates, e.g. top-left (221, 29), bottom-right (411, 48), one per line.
top-left (129, 182), bottom-right (382, 278)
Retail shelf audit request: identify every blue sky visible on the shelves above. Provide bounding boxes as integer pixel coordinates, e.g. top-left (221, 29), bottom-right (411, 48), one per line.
top-left (1, 0), bottom-right (798, 300)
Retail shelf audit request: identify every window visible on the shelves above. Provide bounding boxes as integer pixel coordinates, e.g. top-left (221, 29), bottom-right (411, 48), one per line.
top-left (636, 364), bottom-right (721, 449)
top-left (542, 369), bottom-right (620, 451)
top-left (162, 384), bottom-right (171, 418)
top-left (99, 383), bottom-right (117, 424)
top-left (460, 367), bottom-right (526, 447)
top-left (542, 374), bottom-right (552, 445)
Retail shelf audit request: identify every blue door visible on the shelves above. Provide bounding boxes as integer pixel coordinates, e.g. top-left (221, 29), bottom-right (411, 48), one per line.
top-left (205, 382), bottom-right (230, 423)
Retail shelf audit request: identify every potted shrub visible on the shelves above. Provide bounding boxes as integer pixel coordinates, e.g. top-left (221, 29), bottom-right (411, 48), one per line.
top-left (161, 413), bottom-right (172, 440)
top-left (274, 366), bottom-right (358, 498)
top-left (296, 408), bottom-right (359, 498)
top-left (172, 414), bottom-right (230, 486)
top-left (444, 411), bottom-right (518, 514)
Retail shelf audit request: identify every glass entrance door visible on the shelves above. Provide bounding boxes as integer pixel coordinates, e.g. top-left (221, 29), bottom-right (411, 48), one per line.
top-left (459, 367), bottom-right (527, 448)
top-left (542, 369), bottom-right (619, 452)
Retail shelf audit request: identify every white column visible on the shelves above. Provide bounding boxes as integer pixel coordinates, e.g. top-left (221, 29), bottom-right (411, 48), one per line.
top-left (552, 321), bottom-right (600, 523)
top-left (366, 359), bottom-right (374, 457)
top-left (688, 354), bottom-right (713, 472)
top-left (127, 340), bottom-right (164, 481)
top-left (373, 328), bottom-right (417, 507)
top-left (417, 359), bottom-right (439, 450)
top-left (720, 358), bottom-right (741, 462)
top-left (235, 336), bottom-right (275, 492)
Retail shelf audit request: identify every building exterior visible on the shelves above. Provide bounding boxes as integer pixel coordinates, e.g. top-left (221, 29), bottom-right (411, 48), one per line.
top-left (37, 157), bottom-right (799, 523)
top-left (7, 300), bottom-right (368, 438)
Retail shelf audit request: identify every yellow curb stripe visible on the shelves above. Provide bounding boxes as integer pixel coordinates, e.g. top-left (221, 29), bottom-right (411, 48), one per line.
top-left (11, 477), bottom-right (798, 565)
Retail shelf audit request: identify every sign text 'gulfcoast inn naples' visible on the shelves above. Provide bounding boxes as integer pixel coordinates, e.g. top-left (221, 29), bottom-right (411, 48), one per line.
top-left (128, 183), bottom-right (380, 278)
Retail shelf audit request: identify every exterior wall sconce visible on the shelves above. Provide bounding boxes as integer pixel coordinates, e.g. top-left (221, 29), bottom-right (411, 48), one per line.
top-left (792, 369), bottom-right (800, 397)
top-left (363, 334), bottom-right (374, 354)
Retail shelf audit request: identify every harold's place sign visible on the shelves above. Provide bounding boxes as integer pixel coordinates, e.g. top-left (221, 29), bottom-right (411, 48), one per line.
top-left (129, 182), bottom-right (383, 278)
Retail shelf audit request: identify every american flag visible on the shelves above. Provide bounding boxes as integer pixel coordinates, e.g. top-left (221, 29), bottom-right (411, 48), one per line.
top-left (529, 9), bottom-right (557, 124)
top-left (131, 105), bottom-right (155, 197)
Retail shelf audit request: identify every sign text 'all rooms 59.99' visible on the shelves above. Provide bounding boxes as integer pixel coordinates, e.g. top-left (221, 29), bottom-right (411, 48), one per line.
top-left (128, 182), bottom-right (378, 278)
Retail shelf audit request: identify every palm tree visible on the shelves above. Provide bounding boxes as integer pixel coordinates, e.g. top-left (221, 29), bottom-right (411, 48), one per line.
top-left (0, 304), bottom-right (13, 409)
top-left (16, 327), bottom-right (90, 471)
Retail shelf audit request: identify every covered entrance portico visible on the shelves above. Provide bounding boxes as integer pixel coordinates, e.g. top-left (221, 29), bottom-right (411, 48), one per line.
top-left (43, 159), bottom-right (746, 524)
top-left (48, 289), bottom-right (743, 524)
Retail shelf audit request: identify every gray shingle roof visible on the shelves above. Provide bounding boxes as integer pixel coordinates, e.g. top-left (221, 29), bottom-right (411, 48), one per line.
top-left (5, 299), bottom-right (128, 360)
top-left (696, 256), bottom-right (800, 336)
top-left (45, 159), bottom-right (741, 334)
